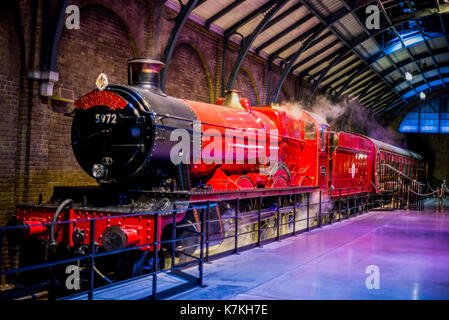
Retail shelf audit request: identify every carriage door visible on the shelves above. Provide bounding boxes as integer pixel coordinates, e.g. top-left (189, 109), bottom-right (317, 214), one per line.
top-left (318, 126), bottom-right (330, 190)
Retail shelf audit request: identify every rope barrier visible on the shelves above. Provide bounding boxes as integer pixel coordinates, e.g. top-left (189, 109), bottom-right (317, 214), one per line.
top-left (443, 184), bottom-right (449, 193)
top-left (408, 188), bottom-right (439, 197)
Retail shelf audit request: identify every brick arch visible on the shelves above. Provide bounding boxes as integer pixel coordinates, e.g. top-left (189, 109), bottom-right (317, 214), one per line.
top-left (48, 5), bottom-right (138, 200)
top-left (79, 3), bottom-right (139, 58)
top-left (0, 1), bottom-right (25, 250)
top-left (57, 5), bottom-right (135, 96)
top-left (164, 42), bottom-right (212, 103)
top-left (237, 67), bottom-right (261, 107)
top-left (281, 85), bottom-right (290, 102)
top-left (177, 42), bottom-right (214, 104)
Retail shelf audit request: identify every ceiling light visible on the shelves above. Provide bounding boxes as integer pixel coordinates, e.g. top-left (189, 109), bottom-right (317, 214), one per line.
top-left (405, 72), bottom-right (413, 81)
top-left (419, 92), bottom-right (426, 100)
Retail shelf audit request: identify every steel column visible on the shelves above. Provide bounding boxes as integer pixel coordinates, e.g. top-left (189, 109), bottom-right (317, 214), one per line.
top-left (160, 0), bottom-right (199, 90)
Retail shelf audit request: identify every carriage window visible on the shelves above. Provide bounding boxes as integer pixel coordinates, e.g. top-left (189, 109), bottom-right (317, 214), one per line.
top-left (304, 119), bottom-right (316, 140)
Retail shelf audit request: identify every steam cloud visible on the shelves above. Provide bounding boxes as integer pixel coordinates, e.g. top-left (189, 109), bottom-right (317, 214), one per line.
top-left (279, 96), bottom-right (407, 148)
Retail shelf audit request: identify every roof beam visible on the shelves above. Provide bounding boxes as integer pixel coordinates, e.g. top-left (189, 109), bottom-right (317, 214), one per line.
top-left (322, 62), bottom-right (364, 88)
top-left (226, 0), bottom-right (288, 91)
top-left (332, 65), bottom-right (370, 102)
top-left (290, 37), bottom-right (341, 65)
top-left (388, 62), bottom-right (449, 89)
top-left (358, 83), bottom-right (389, 104)
top-left (41, 0), bottom-right (70, 71)
top-left (308, 49), bottom-right (348, 102)
top-left (322, 56), bottom-right (359, 84)
top-left (271, 25), bottom-right (325, 102)
top-left (385, 85), bottom-right (449, 121)
top-left (206, 0), bottom-right (246, 28)
top-left (265, 2), bottom-right (304, 30)
top-left (256, 14), bottom-right (313, 54)
top-left (224, 0), bottom-right (284, 37)
top-left (376, 73), bottom-right (449, 113)
top-left (299, 0), bottom-right (407, 105)
top-left (357, 82), bottom-right (386, 102)
top-left (268, 26), bottom-right (328, 61)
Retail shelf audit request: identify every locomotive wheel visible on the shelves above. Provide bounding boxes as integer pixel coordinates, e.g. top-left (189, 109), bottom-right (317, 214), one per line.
top-left (270, 175), bottom-right (289, 188)
top-left (234, 175), bottom-right (255, 190)
top-left (267, 163), bottom-right (290, 188)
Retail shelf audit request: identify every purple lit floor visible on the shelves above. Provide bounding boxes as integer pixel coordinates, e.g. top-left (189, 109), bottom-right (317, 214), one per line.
top-left (170, 209), bottom-right (449, 300)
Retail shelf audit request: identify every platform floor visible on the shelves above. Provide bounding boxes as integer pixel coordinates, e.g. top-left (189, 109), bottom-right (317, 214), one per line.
top-left (170, 209), bottom-right (449, 300)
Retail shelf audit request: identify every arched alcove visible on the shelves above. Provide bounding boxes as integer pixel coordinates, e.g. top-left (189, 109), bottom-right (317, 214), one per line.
top-left (52, 5), bottom-right (136, 189)
top-left (165, 42), bottom-right (212, 103)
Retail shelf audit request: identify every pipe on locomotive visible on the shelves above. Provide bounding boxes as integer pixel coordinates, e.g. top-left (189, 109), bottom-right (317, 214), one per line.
top-left (49, 199), bottom-right (73, 246)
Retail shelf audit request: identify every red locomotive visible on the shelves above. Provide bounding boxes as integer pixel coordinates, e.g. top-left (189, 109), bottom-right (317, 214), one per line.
top-left (6, 59), bottom-right (423, 288)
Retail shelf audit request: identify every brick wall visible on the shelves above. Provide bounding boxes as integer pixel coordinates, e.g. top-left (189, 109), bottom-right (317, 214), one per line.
top-left (0, 5), bottom-right (20, 227)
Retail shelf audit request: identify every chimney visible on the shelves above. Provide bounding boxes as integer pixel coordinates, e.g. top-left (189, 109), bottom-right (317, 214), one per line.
top-left (222, 90), bottom-right (244, 109)
top-left (128, 58), bottom-right (165, 94)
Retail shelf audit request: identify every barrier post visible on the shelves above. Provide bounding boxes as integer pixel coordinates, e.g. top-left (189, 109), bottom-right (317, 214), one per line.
top-left (292, 194), bottom-right (297, 236)
top-left (199, 204), bottom-right (206, 287)
top-left (318, 191), bottom-right (322, 227)
top-left (171, 211), bottom-right (176, 268)
top-left (346, 188), bottom-right (350, 218)
top-left (407, 185), bottom-right (410, 211)
top-left (339, 189), bottom-right (342, 222)
top-left (306, 193), bottom-right (310, 232)
top-left (436, 188), bottom-right (440, 213)
top-left (257, 197), bottom-right (262, 247)
top-left (206, 202), bottom-right (210, 262)
top-left (88, 219), bottom-right (96, 301)
top-left (277, 195), bottom-right (281, 240)
top-left (152, 212), bottom-right (159, 300)
top-left (235, 199), bottom-right (239, 254)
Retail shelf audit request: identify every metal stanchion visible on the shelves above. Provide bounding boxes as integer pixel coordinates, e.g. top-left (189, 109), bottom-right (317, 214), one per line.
top-left (436, 188), bottom-right (440, 213)
top-left (257, 197), bottom-right (262, 247)
top-left (441, 188), bottom-right (445, 213)
top-left (407, 185), bottom-right (410, 211)
top-left (171, 211), bottom-right (176, 268)
top-left (339, 189), bottom-right (342, 222)
top-left (88, 219), bottom-right (96, 301)
top-left (318, 191), bottom-right (322, 227)
top-left (199, 204), bottom-right (206, 287)
top-left (306, 193), bottom-right (310, 232)
top-left (277, 195), bottom-right (281, 240)
top-left (235, 199), bottom-right (239, 253)
top-left (152, 213), bottom-right (159, 300)
top-left (293, 194), bottom-right (297, 236)
top-left (346, 188), bottom-right (350, 218)
top-left (206, 203), bottom-right (210, 262)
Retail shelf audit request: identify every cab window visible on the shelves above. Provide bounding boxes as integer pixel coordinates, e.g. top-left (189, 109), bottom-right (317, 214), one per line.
top-left (304, 119), bottom-right (316, 140)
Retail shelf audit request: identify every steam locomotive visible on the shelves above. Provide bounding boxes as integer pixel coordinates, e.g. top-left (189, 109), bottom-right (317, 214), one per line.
top-left (6, 59), bottom-right (423, 290)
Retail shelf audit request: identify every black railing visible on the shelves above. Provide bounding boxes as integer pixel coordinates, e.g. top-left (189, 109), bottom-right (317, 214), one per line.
top-left (0, 204), bottom-right (211, 300)
top-left (0, 180), bottom-right (430, 300)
